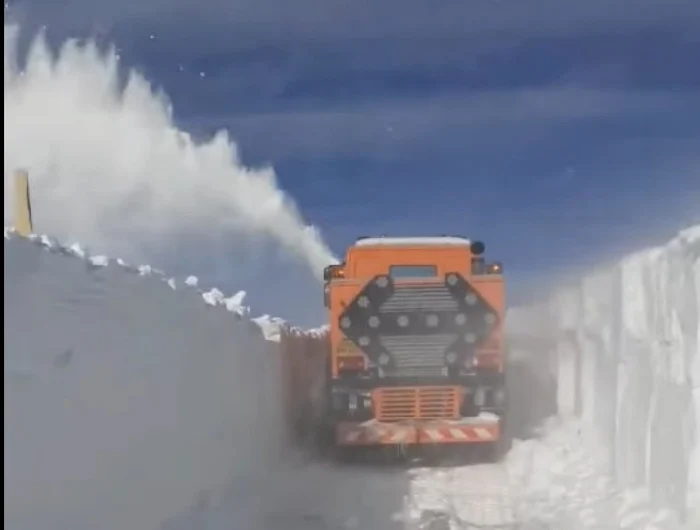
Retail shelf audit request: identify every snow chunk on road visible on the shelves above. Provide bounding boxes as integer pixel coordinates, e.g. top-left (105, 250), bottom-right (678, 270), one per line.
top-left (406, 463), bottom-right (516, 528)
top-left (508, 417), bottom-right (691, 530)
top-left (405, 415), bottom-right (695, 530)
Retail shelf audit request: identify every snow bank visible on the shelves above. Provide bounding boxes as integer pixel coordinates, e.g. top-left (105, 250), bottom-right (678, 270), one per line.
top-left (507, 417), bottom-right (693, 529)
top-left (3, 228), bottom-right (309, 530)
top-left (514, 225), bottom-right (700, 524)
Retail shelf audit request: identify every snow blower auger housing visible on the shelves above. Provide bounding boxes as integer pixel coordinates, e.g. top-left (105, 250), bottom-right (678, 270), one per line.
top-left (320, 236), bottom-right (508, 455)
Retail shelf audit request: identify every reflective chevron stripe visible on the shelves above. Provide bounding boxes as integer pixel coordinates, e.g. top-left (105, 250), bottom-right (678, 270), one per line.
top-left (336, 421), bottom-right (500, 445)
top-left (418, 424), bottom-right (498, 443)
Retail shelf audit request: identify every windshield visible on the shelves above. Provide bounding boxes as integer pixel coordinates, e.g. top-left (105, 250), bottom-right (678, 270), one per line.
top-left (388, 265), bottom-right (437, 278)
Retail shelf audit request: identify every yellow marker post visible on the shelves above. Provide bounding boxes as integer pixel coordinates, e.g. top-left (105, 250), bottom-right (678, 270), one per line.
top-left (13, 169), bottom-right (34, 237)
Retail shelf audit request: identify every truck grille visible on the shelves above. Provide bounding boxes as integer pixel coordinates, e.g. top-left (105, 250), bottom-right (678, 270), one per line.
top-left (376, 283), bottom-right (459, 377)
top-left (379, 284), bottom-right (459, 313)
top-left (338, 273), bottom-right (498, 378)
top-left (373, 386), bottom-right (460, 422)
top-left (379, 334), bottom-right (456, 377)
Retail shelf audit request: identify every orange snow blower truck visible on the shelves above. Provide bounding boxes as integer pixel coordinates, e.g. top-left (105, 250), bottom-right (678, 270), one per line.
top-left (316, 236), bottom-right (509, 457)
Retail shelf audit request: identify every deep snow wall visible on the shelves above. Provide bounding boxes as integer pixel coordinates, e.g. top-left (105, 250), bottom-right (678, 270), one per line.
top-left (514, 225), bottom-right (700, 521)
top-left (3, 231), bottom-right (289, 530)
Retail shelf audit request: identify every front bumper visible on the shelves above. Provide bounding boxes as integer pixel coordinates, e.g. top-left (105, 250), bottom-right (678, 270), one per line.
top-left (336, 415), bottom-right (501, 446)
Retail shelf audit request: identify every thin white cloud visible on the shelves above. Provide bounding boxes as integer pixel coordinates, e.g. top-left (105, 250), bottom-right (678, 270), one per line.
top-left (186, 86), bottom-right (700, 160)
top-left (11, 0), bottom-right (698, 42)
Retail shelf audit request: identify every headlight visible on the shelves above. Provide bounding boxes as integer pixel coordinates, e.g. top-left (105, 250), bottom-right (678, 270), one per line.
top-left (356, 391), bottom-right (373, 410)
top-left (348, 393), bottom-right (358, 411)
top-left (487, 262), bottom-right (503, 274)
top-left (375, 276), bottom-right (389, 288)
top-left (333, 390), bottom-right (373, 415)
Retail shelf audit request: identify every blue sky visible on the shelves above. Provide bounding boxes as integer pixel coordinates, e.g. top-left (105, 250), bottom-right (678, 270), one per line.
top-left (7, 0), bottom-right (700, 321)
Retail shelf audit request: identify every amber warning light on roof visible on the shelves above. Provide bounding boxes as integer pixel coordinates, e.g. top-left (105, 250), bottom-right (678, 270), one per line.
top-left (324, 264), bottom-right (345, 280)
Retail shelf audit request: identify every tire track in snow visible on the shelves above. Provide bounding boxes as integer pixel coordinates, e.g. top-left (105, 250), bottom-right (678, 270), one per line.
top-left (404, 462), bottom-right (519, 529)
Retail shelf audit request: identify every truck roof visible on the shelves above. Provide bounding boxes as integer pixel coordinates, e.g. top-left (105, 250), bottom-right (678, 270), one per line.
top-left (353, 236), bottom-right (471, 247)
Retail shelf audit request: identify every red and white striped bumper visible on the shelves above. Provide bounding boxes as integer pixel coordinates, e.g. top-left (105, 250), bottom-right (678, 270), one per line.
top-left (336, 419), bottom-right (500, 446)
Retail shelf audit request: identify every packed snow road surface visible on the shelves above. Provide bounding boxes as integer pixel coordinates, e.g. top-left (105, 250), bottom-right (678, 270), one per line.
top-left (161, 454), bottom-right (521, 530)
top-left (161, 457), bottom-right (412, 530)
top-left (407, 463), bottom-right (517, 529)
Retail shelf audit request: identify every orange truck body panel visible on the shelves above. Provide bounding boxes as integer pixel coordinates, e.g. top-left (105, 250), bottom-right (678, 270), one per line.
top-left (281, 236), bottom-right (507, 450)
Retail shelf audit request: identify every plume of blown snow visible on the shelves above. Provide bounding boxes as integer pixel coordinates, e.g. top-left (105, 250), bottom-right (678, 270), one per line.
top-left (3, 23), bottom-right (337, 279)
